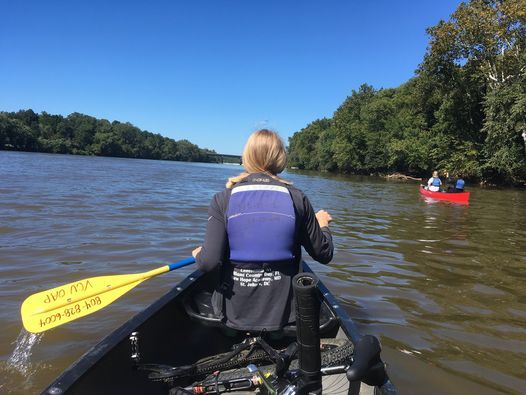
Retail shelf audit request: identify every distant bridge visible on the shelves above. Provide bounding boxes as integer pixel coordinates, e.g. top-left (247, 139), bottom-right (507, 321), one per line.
top-left (207, 153), bottom-right (242, 164)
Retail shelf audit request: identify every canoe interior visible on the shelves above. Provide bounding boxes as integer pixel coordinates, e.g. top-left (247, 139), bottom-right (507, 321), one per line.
top-left (42, 263), bottom-right (394, 395)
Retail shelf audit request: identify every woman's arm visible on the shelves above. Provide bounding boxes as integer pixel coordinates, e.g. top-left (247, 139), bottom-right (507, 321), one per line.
top-left (194, 193), bottom-right (228, 272)
top-left (300, 194), bottom-right (334, 264)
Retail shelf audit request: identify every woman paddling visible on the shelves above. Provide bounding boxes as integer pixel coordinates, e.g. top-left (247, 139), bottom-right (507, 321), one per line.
top-left (192, 129), bottom-right (333, 332)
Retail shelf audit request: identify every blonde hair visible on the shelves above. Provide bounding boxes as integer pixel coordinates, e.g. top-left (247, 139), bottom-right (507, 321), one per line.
top-left (226, 129), bottom-right (292, 188)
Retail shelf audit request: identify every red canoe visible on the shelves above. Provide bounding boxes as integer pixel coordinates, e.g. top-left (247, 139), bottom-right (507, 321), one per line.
top-left (419, 185), bottom-right (470, 203)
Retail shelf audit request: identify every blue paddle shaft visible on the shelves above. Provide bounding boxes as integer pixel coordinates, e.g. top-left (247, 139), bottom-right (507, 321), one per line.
top-left (168, 257), bottom-right (196, 271)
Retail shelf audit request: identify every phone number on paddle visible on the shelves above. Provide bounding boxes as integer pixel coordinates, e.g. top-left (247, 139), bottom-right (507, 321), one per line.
top-left (39, 296), bottom-right (102, 329)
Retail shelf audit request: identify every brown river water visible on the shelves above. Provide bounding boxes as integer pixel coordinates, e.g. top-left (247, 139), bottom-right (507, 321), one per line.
top-left (0, 151), bottom-right (525, 394)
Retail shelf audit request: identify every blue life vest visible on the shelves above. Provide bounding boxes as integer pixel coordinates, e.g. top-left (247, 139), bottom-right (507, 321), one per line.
top-left (226, 184), bottom-right (296, 262)
top-left (456, 179), bottom-right (465, 189)
top-left (432, 177), bottom-right (441, 187)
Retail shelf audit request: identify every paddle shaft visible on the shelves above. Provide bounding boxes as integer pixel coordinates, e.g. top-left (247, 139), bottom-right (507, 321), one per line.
top-left (168, 257), bottom-right (196, 271)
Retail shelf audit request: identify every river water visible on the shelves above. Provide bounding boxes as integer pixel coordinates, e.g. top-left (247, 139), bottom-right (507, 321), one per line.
top-left (0, 151), bottom-right (524, 394)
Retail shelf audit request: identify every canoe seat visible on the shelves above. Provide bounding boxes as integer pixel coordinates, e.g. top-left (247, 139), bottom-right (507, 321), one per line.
top-left (182, 290), bottom-right (339, 337)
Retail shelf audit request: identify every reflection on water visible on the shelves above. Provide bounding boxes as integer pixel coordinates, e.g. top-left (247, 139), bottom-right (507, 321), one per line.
top-left (0, 151), bottom-right (525, 394)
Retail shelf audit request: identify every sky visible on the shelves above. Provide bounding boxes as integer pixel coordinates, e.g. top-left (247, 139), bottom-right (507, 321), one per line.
top-left (1, 0), bottom-right (462, 155)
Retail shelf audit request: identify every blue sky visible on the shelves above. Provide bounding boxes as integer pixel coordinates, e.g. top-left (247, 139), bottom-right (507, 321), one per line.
top-left (1, 0), bottom-right (462, 155)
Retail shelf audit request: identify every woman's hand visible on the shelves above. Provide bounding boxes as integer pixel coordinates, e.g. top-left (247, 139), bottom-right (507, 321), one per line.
top-left (192, 246), bottom-right (202, 258)
top-left (315, 210), bottom-right (332, 228)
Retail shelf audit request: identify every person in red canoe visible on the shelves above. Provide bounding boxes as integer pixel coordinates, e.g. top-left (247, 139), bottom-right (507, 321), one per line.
top-left (426, 170), bottom-right (442, 192)
top-left (445, 172), bottom-right (456, 192)
top-left (454, 176), bottom-right (465, 192)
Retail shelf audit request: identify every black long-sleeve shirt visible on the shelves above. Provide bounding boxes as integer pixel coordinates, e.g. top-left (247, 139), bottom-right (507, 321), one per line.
top-left (196, 173), bottom-right (333, 331)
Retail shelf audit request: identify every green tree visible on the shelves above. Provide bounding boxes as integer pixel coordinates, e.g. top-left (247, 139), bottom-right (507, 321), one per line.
top-left (315, 125), bottom-right (337, 171)
top-left (422, 0), bottom-right (526, 182)
top-left (288, 119), bottom-right (331, 170)
top-left (481, 69), bottom-right (526, 183)
top-left (332, 84), bottom-right (376, 172)
top-left (361, 91), bottom-right (396, 172)
top-left (0, 115), bottom-right (39, 151)
top-left (0, 109), bottom-right (217, 164)
top-left (68, 113), bottom-right (97, 152)
top-left (175, 139), bottom-right (203, 161)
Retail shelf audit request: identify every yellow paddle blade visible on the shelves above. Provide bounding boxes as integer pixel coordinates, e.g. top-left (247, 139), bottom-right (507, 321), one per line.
top-left (21, 266), bottom-right (168, 333)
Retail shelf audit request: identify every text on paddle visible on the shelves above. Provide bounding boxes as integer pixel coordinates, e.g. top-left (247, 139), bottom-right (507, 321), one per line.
top-left (39, 296), bottom-right (102, 329)
top-left (42, 280), bottom-right (94, 304)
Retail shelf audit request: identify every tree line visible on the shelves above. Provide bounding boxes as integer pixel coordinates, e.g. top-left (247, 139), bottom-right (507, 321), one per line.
top-left (0, 109), bottom-right (218, 162)
top-left (288, 0), bottom-right (526, 185)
